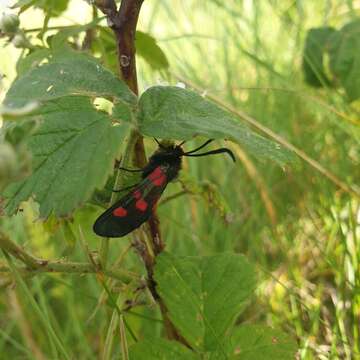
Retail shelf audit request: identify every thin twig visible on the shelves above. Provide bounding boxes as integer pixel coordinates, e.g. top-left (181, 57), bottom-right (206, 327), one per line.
top-left (0, 230), bottom-right (135, 281)
top-left (0, 262), bottom-right (135, 281)
top-left (0, 230), bottom-right (45, 269)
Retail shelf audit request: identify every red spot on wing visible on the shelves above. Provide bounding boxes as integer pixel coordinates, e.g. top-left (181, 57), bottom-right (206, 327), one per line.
top-left (133, 190), bottom-right (142, 199)
top-left (136, 199), bottom-right (148, 211)
top-left (148, 166), bottom-right (166, 186)
top-left (113, 207), bottom-right (127, 217)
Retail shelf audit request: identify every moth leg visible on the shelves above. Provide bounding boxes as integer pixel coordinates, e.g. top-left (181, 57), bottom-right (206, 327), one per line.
top-left (118, 167), bottom-right (143, 173)
top-left (112, 183), bottom-right (138, 193)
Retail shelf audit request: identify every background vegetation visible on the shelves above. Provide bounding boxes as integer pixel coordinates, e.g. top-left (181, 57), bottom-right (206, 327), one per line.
top-left (0, 1), bottom-right (359, 359)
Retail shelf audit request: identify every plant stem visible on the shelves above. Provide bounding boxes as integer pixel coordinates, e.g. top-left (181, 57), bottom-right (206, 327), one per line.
top-left (95, 0), bottom-right (186, 345)
top-left (0, 231), bottom-right (135, 282)
top-left (0, 262), bottom-right (133, 281)
top-left (0, 230), bottom-right (43, 269)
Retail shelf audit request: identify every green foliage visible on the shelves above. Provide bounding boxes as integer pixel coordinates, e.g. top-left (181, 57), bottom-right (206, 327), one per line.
top-left (16, 48), bottom-right (51, 76)
top-left (136, 31), bottom-right (170, 70)
top-left (3, 49), bottom-right (135, 216)
top-left (129, 324), bottom-right (299, 360)
top-left (13, 0), bottom-right (70, 16)
top-left (2, 46), bottom-right (293, 218)
top-left (129, 337), bottom-right (198, 359)
top-left (93, 27), bottom-right (170, 73)
top-left (154, 252), bottom-right (256, 353)
top-left (229, 325), bottom-right (298, 359)
top-left (139, 86), bottom-right (294, 165)
top-left (4, 97), bottom-right (128, 216)
top-left (302, 27), bottom-right (335, 87)
top-left (12, 0), bottom-right (37, 9)
top-left (35, 0), bottom-right (70, 15)
top-left (2, 1), bottom-right (358, 359)
top-left (329, 19), bottom-right (360, 101)
top-left (128, 252), bottom-right (297, 359)
top-left (302, 18), bottom-right (360, 101)
top-left (4, 50), bottom-right (136, 109)
top-left (49, 18), bottom-right (103, 49)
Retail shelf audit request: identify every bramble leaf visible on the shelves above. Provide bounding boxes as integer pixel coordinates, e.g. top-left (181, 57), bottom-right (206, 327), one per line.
top-left (16, 48), bottom-right (51, 76)
top-left (228, 325), bottom-right (298, 359)
top-left (138, 86), bottom-right (295, 165)
top-left (129, 337), bottom-right (199, 360)
top-left (4, 50), bottom-right (136, 109)
top-left (3, 97), bottom-right (129, 217)
top-left (154, 252), bottom-right (256, 352)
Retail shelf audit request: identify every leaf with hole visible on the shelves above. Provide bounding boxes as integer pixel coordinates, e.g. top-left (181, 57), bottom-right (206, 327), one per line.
top-left (4, 50), bottom-right (136, 110)
top-left (3, 97), bottom-right (129, 217)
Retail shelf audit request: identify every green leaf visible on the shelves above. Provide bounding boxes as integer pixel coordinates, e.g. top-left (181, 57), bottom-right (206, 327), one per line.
top-left (302, 27), bottom-right (335, 87)
top-left (129, 337), bottom-right (199, 360)
top-left (228, 325), bottom-right (298, 359)
top-left (36, 0), bottom-right (70, 15)
top-left (329, 19), bottom-right (360, 102)
top-left (136, 31), bottom-right (169, 70)
top-left (154, 252), bottom-right (256, 352)
top-left (13, 0), bottom-right (70, 16)
top-left (92, 28), bottom-right (169, 73)
top-left (49, 18), bottom-right (102, 49)
top-left (91, 27), bottom-right (118, 73)
top-left (12, 0), bottom-right (35, 8)
top-left (138, 86), bottom-right (294, 165)
top-left (4, 50), bottom-right (136, 109)
top-left (16, 48), bottom-right (51, 76)
top-left (3, 97), bottom-right (129, 217)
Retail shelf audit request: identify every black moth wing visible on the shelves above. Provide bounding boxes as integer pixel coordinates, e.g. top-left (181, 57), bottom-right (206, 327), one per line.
top-left (93, 165), bottom-right (169, 237)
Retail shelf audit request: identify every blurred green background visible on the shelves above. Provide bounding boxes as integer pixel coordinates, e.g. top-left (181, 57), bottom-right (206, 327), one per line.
top-left (0, 1), bottom-right (359, 359)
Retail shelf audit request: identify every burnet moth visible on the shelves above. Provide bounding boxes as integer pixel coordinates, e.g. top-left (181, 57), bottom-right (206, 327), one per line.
top-left (93, 139), bottom-right (235, 238)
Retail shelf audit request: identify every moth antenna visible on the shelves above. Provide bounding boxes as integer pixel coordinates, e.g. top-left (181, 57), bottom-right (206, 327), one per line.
top-left (184, 148), bottom-right (236, 162)
top-left (184, 139), bottom-right (214, 154)
top-left (154, 138), bottom-right (166, 149)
